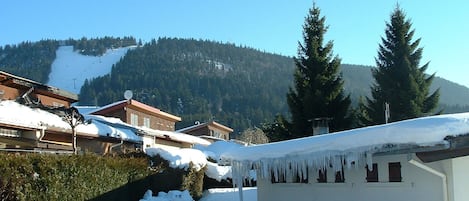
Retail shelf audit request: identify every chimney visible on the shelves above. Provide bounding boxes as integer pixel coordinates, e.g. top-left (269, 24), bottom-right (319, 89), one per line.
top-left (312, 117), bottom-right (331, 135)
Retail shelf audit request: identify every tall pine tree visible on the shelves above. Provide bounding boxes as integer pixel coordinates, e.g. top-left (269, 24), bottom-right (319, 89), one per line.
top-left (285, 4), bottom-right (352, 138)
top-left (360, 6), bottom-right (440, 125)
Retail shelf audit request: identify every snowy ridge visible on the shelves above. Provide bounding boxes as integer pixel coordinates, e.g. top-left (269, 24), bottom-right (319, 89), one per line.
top-left (47, 46), bottom-right (135, 94)
top-left (222, 113), bottom-right (469, 187)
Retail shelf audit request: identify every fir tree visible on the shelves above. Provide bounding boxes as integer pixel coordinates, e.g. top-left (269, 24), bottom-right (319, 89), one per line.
top-left (360, 6), bottom-right (440, 125)
top-left (285, 4), bottom-right (352, 138)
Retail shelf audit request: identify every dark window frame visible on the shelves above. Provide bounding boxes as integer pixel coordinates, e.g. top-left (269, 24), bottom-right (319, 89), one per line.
top-left (335, 166), bottom-right (345, 183)
top-left (294, 168), bottom-right (309, 183)
top-left (271, 170), bottom-right (286, 183)
top-left (388, 162), bottom-right (402, 182)
top-left (366, 163), bottom-right (378, 182)
top-left (317, 169), bottom-right (327, 183)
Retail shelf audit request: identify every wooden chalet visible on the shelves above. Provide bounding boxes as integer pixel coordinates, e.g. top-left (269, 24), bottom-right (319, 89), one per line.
top-left (177, 121), bottom-right (233, 141)
top-left (91, 99), bottom-right (181, 131)
top-left (0, 71), bottom-right (78, 107)
top-left (90, 99), bottom-right (203, 150)
top-left (0, 71), bottom-right (143, 154)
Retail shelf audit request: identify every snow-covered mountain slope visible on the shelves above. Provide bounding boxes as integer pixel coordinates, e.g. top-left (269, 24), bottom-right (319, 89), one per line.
top-left (47, 46), bottom-right (135, 94)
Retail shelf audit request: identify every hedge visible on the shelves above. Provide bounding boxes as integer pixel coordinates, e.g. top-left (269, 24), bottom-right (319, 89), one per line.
top-left (0, 152), bottom-right (210, 201)
top-left (0, 152), bottom-right (151, 201)
top-left (148, 155), bottom-right (206, 200)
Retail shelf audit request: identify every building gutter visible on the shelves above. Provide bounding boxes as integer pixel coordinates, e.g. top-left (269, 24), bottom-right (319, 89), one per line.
top-left (408, 154), bottom-right (448, 201)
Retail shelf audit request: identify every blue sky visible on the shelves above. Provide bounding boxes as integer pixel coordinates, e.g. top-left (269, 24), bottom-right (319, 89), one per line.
top-left (1, 1), bottom-right (468, 87)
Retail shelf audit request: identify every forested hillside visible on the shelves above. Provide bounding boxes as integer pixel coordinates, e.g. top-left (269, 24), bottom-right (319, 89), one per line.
top-left (0, 37), bottom-right (136, 83)
top-left (0, 40), bottom-right (59, 83)
top-left (79, 38), bottom-right (295, 132)
top-left (2, 37), bottom-right (469, 134)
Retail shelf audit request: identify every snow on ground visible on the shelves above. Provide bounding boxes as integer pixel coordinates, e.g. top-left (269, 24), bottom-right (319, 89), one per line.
top-left (47, 45), bottom-right (135, 94)
top-left (139, 190), bottom-right (194, 201)
top-left (139, 188), bottom-right (257, 201)
top-left (199, 188), bottom-right (257, 201)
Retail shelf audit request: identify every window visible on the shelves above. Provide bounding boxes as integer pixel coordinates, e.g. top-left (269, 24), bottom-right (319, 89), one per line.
top-left (143, 117), bottom-right (150, 128)
top-left (271, 170), bottom-right (286, 183)
top-left (294, 168), bottom-right (309, 183)
top-left (366, 163), bottom-right (378, 182)
top-left (130, 113), bottom-right (138, 126)
top-left (388, 162), bottom-right (402, 182)
top-left (335, 167), bottom-right (345, 183)
top-left (317, 169), bottom-right (327, 183)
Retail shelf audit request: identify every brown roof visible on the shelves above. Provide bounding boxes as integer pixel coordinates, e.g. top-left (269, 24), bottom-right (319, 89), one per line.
top-left (178, 120), bottom-right (233, 133)
top-left (0, 71), bottom-right (78, 103)
top-left (91, 99), bottom-right (181, 122)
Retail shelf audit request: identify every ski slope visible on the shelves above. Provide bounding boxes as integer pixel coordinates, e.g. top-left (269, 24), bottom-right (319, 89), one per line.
top-left (47, 45), bottom-right (135, 95)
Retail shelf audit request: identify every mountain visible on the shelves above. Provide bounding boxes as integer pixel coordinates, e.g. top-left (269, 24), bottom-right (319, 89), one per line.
top-left (2, 38), bottom-right (469, 134)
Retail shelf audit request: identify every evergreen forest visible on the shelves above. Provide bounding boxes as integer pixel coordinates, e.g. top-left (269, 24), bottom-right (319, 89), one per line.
top-left (2, 37), bottom-right (469, 134)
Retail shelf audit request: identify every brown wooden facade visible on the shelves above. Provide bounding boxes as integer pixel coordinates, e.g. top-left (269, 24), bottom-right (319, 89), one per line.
top-left (178, 121), bottom-right (233, 141)
top-left (0, 71), bottom-right (129, 154)
top-left (91, 99), bottom-right (181, 131)
top-left (0, 71), bottom-right (78, 107)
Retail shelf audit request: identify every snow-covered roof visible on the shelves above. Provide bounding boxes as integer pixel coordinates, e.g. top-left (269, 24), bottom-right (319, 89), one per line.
top-left (146, 147), bottom-right (208, 171)
top-left (91, 99), bottom-right (181, 122)
top-left (77, 115), bottom-right (142, 143)
top-left (138, 127), bottom-right (211, 146)
top-left (0, 100), bottom-right (70, 129)
top-left (0, 100), bottom-right (142, 143)
top-left (176, 121), bottom-right (233, 133)
top-left (75, 106), bottom-right (100, 115)
top-left (221, 113), bottom-right (469, 187)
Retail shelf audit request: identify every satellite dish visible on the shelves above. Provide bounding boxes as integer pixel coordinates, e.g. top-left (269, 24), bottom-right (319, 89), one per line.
top-left (124, 90), bottom-right (133, 100)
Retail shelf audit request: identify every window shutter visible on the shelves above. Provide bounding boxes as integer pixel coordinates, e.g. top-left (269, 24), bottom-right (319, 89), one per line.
top-left (366, 163), bottom-right (378, 182)
top-left (388, 162), bottom-right (402, 182)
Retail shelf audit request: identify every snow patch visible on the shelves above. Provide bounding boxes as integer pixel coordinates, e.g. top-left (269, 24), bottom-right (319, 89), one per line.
top-left (199, 188), bottom-right (257, 201)
top-left (139, 190), bottom-right (194, 201)
top-left (47, 45), bottom-right (135, 94)
top-left (205, 161), bottom-right (232, 182)
top-left (146, 147), bottom-right (208, 171)
top-left (194, 140), bottom-right (244, 162)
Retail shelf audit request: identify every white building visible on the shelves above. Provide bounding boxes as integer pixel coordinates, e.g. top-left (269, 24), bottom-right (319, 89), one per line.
top-left (221, 113), bottom-right (469, 201)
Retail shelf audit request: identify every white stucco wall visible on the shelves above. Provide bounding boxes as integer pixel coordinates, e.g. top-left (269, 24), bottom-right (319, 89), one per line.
top-left (257, 154), bottom-right (450, 201)
top-left (142, 135), bottom-right (181, 151)
top-left (449, 155), bottom-right (469, 201)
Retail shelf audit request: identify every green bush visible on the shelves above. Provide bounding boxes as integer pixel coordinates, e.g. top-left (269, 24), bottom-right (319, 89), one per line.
top-left (0, 152), bottom-right (151, 201)
top-left (149, 156), bottom-right (205, 200)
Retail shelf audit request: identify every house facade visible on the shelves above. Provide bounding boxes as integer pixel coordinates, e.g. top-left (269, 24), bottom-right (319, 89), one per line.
top-left (89, 99), bottom-right (211, 151)
top-left (0, 71), bottom-right (78, 107)
top-left (222, 113), bottom-right (469, 201)
top-left (91, 99), bottom-right (181, 131)
top-left (138, 128), bottom-right (211, 151)
top-left (256, 153), bottom-right (469, 201)
top-left (0, 100), bottom-right (143, 154)
top-left (0, 71), bottom-right (79, 152)
top-left (177, 121), bottom-right (233, 141)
